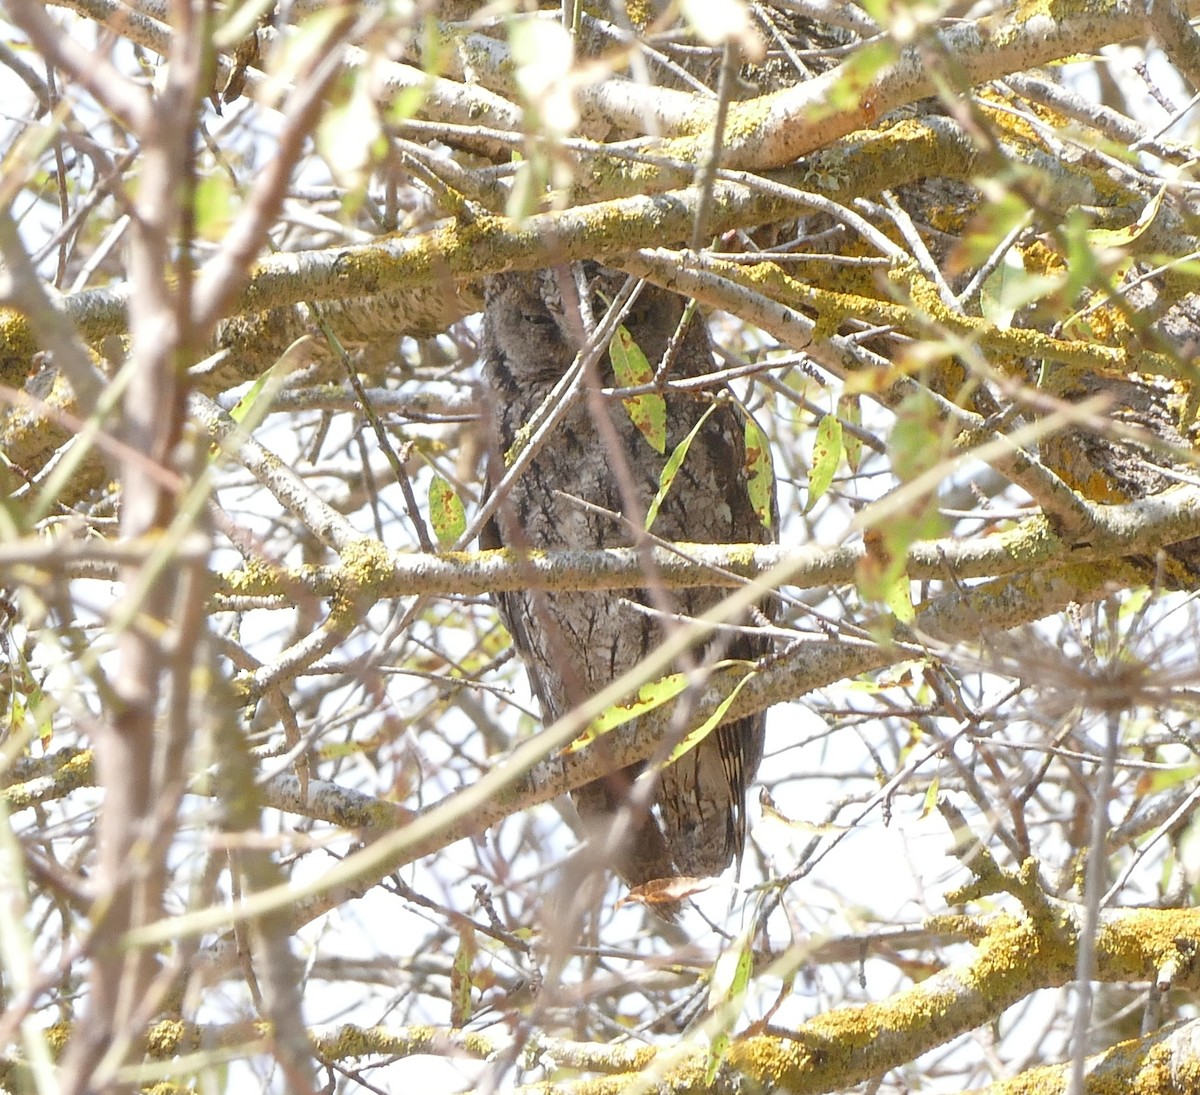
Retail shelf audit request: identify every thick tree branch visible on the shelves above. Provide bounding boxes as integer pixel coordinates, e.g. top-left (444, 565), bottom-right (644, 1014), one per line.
top-left (122, 550), bottom-right (1145, 950)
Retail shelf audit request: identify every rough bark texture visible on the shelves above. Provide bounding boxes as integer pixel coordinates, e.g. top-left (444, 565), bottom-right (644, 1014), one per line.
top-left (480, 265), bottom-right (778, 890)
top-left (1040, 370), bottom-right (1200, 584)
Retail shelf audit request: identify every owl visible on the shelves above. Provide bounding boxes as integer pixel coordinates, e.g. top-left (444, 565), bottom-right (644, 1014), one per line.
top-left (480, 264), bottom-right (777, 892)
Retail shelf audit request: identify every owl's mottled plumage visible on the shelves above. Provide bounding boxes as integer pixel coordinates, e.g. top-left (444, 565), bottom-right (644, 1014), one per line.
top-left (481, 265), bottom-right (777, 891)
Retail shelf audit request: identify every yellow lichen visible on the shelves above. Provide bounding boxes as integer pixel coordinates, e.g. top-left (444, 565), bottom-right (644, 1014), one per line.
top-left (1, 749), bottom-right (95, 811)
top-left (327, 537), bottom-right (394, 626)
top-left (221, 556), bottom-right (285, 597)
top-left (623, 0), bottom-right (654, 30)
top-left (0, 306), bottom-right (39, 389)
top-left (339, 537), bottom-right (393, 592)
top-left (145, 1018), bottom-right (189, 1057)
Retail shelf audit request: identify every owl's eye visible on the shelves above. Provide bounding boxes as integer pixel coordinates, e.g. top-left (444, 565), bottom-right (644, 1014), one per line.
top-left (521, 310), bottom-right (557, 328)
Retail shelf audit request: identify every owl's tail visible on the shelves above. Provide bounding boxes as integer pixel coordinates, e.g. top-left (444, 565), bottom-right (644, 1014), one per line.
top-left (571, 769), bottom-right (683, 920)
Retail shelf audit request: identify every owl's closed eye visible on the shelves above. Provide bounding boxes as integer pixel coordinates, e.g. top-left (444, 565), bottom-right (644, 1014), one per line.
top-left (483, 273), bottom-right (578, 379)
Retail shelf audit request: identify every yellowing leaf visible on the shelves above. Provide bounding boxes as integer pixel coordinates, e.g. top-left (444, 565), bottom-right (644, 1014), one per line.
top-left (920, 773), bottom-right (940, 819)
top-left (449, 923), bottom-right (476, 1029)
top-left (657, 665), bottom-right (756, 769)
top-left (1087, 185), bottom-right (1165, 250)
top-left (611, 326), bottom-right (666, 454)
top-left (758, 788), bottom-right (849, 834)
top-left (428, 475), bottom-right (466, 547)
top-left (839, 394), bottom-right (862, 473)
top-left (743, 414), bottom-right (775, 529)
top-left (883, 569), bottom-right (915, 624)
top-left (806, 413), bottom-right (842, 512)
top-left (564, 672), bottom-right (691, 754)
top-left (858, 525), bottom-right (909, 623)
top-left (646, 402), bottom-right (718, 531)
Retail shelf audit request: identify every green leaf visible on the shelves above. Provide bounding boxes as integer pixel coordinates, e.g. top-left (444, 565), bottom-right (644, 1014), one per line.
top-left (819, 39), bottom-right (897, 115)
top-left (194, 172), bottom-right (234, 242)
top-left (708, 927), bottom-right (754, 1012)
top-left (505, 156), bottom-right (545, 222)
top-left (657, 665), bottom-right (756, 769)
top-left (743, 414), bottom-right (775, 529)
top-left (704, 921), bottom-right (755, 1083)
top-left (979, 249), bottom-right (1025, 331)
top-left (229, 368), bottom-right (273, 427)
top-left (610, 325), bottom-right (667, 454)
top-left (428, 475), bottom-right (466, 547)
top-left (706, 1033), bottom-right (730, 1084)
top-left (889, 391), bottom-right (946, 482)
top-left (317, 69), bottom-right (385, 193)
top-left (389, 85), bottom-right (429, 124)
top-left (1147, 761), bottom-right (1200, 794)
top-left (213, 0), bottom-right (277, 46)
top-left (882, 569), bottom-right (915, 624)
top-left (806, 413), bottom-right (842, 512)
top-left (564, 672), bottom-right (691, 754)
top-left (952, 191), bottom-right (1031, 268)
top-left (839, 394), bottom-right (862, 473)
top-left (646, 402), bottom-right (718, 531)
top-left (980, 259), bottom-right (1063, 331)
top-left (680, 0), bottom-right (753, 45)
top-left (1062, 207), bottom-right (1103, 304)
top-left (225, 336), bottom-right (313, 433)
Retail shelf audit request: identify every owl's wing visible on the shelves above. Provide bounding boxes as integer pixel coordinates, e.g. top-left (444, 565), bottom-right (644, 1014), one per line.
top-left (483, 506), bottom-right (684, 903)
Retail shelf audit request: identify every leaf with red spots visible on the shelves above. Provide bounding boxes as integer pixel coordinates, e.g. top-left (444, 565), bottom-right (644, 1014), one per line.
top-left (610, 325), bottom-right (667, 454)
top-left (428, 475), bottom-right (466, 547)
top-left (743, 415), bottom-right (775, 528)
top-left (807, 412), bottom-right (842, 512)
